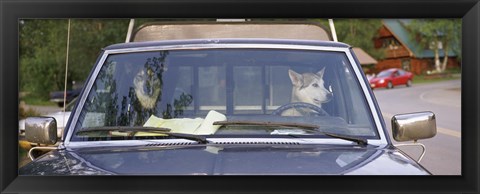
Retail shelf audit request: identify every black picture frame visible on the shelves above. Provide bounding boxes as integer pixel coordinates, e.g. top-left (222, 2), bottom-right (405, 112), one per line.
top-left (1, 0), bottom-right (478, 193)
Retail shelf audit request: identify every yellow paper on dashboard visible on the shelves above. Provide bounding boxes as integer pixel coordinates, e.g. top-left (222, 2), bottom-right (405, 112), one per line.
top-left (140, 110), bottom-right (227, 136)
top-left (140, 116), bottom-right (203, 136)
top-left (194, 110), bottom-right (227, 135)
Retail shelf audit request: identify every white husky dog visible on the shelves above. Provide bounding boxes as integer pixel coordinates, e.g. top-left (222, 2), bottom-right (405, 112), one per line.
top-left (282, 67), bottom-right (332, 116)
top-left (133, 68), bottom-right (161, 109)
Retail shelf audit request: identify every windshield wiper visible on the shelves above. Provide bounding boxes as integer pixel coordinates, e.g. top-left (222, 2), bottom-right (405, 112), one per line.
top-left (213, 120), bottom-right (367, 146)
top-left (286, 131), bottom-right (368, 146)
top-left (76, 126), bottom-right (209, 144)
top-left (320, 132), bottom-right (368, 146)
top-left (155, 132), bottom-right (209, 144)
top-left (77, 126), bottom-right (172, 134)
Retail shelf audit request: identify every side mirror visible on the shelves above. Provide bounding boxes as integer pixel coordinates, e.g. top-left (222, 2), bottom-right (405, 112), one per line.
top-left (25, 117), bottom-right (58, 145)
top-left (391, 111), bottom-right (436, 142)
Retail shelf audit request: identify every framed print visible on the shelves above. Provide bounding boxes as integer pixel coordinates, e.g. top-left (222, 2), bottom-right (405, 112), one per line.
top-left (1, 0), bottom-right (478, 193)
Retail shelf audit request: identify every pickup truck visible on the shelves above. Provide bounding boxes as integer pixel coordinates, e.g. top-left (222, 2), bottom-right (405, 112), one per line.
top-left (20, 22), bottom-right (437, 175)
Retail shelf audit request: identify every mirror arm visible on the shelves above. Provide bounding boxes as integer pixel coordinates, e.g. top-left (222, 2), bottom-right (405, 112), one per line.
top-left (28, 146), bottom-right (58, 161)
top-left (394, 142), bottom-right (426, 162)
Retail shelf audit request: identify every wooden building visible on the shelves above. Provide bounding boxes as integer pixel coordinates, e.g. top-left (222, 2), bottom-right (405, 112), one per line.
top-left (373, 19), bottom-right (459, 75)
top-left (352, 47), bottom-right (377, 74)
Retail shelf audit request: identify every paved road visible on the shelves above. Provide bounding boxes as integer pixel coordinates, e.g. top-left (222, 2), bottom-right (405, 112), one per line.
top-left (373, 79), bottom-right (461, 175)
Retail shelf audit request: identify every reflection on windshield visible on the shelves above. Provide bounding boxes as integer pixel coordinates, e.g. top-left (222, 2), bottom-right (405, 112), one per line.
top-left (72, 49), bottom-right (377, 141)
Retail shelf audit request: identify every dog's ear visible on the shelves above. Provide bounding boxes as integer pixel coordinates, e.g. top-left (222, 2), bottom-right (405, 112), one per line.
top-left (316, 67), bottom-right (326, 78)
top-left (288, 69), bottom-right (303, 87)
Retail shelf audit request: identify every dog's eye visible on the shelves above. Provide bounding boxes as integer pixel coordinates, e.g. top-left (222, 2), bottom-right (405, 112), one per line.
top-left (312, 83), bottom-right (319, 87)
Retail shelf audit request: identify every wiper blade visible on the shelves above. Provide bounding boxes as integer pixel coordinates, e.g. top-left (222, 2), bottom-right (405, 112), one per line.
top-left (158, 132), bottom-right (209, 144)
top-left (213, 120), bottom-right (367, 146)
top-left (76, 126), bottom-right (209, 144)
top-left (287, 131), bottom-right (368, 146)
top-left (321, 132), bottom-right (368, 146)
top-left (213, 120), bottom-right (319, 130)
top-left (76, 126), bottom-right (171, 134)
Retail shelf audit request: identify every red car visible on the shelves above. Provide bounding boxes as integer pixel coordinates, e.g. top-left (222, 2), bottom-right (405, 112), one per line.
top-left (369, 68), bottom-right (413, 89)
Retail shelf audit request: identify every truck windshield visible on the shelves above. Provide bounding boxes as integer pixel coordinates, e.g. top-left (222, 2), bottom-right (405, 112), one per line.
top-left (71, 48), bottom-right (378, 141)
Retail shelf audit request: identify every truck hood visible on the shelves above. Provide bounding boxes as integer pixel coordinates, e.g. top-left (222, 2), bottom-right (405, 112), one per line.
top-left (19, 144), bottom-right (430, 175)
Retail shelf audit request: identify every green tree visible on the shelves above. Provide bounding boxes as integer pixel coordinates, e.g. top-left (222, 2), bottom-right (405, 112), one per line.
top-left (313, 19), bottom-right (385, 60)
top-left (407, 19), bottom-right (461, 73)
top-left (20, 20), bottom-right (70, 98)
top-left (68, 19), bottom-right (130, 83)
top-left (20, 19), bottom-right (129, 100)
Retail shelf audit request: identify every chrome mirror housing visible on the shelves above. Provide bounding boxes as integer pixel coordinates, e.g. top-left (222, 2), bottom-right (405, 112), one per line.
top-left (25, 117), bottom-right (58, 145)
top-left (391, 111), bottom-right (437, 142)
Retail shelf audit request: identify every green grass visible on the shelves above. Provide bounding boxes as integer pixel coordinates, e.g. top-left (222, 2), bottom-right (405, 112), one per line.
top-left (412, 74), bottom-right (460, 84)
top-left (20, 94), bottom-right (56, 106)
